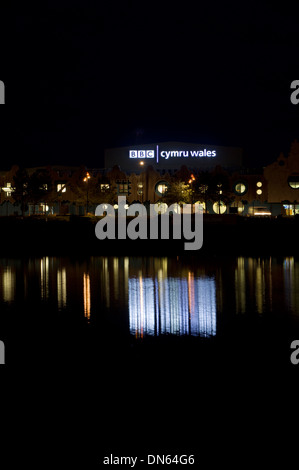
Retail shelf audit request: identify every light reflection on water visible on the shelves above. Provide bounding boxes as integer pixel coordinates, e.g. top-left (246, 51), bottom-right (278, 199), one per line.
top-left (1, 256), bottom-right (299, 338)
top-left (128, 272), bottom-right (216, 337)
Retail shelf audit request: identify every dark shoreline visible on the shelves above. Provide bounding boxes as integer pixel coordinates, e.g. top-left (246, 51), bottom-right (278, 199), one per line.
top-left (0, 214), bottom-right (298, 256)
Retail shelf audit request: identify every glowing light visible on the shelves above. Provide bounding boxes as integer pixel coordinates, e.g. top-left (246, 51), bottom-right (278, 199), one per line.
top-left (40, 256), bottom-right (49, 300)
top-left (57, 268), bottom-right (67, 309)
top-left (212, 201), bottom-right (226, 214)
top-left (154, 202), bottom-right (168, 214)
top-left (129, 271), bottom-right (216, 338)
top-left (2, 267), bottom-right (15, 302)
top-left (57, 183), bottom-right (66, 193)
top-left (253, 211), bottom-right (271, 216)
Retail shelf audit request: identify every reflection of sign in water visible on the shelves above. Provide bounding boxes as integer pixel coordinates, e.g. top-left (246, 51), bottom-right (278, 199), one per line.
top-left (129, 273), bottom-right (216, 337)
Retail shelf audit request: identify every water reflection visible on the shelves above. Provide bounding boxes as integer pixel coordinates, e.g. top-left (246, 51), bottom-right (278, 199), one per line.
top-left (57, 267), bottom-right (67, 309)
top-left (40, 256), bottom-right (49, 300)
top-left (2, 267), bottom-right (15, 302)
top-left (235, 257), bottom-right (272, 314)
top-left (83, 273), bottom-right (91, 322)
top-left (1, 256), bottom-right (299, 336)
top-left (128, 263), bottom-right (217, 338)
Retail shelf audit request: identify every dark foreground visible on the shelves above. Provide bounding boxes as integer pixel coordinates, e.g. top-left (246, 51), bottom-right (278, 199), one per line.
top-left (2, 299), bottom-right (299, 467)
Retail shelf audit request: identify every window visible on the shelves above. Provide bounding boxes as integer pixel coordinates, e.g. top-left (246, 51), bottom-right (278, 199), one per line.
top-left (117, 183), bottom-right (128, 194)
top-left (154, 202), bottom-right (168, 214)
top-left (2, 183), bottom-right (14, 196)
top-left (234, 182), bottom-right (247, 195)
top-left (230, 201), bottom-right (244, 214)
top-left (57, 183), bottom-right (66, 193)
top-left (288, 175), bottom-right (299, 189)
top-left (213, 201), bottom-right (227, 214)
top-left (155, 181), bottom-right (169, 196)
top-left (100, 184), bottom-right (110, 191)
top-left (194, 201), bottom-right (206, 211)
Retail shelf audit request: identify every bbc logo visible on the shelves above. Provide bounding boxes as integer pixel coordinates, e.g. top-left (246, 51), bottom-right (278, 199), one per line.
top-left (0, 81), bottom-right (4, 104)
top-left (129, 150), bottom-right (155, 159)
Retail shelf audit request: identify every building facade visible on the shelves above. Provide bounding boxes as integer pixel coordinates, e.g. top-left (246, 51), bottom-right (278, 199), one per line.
top-left (1, 140), bottom-right (299, 217)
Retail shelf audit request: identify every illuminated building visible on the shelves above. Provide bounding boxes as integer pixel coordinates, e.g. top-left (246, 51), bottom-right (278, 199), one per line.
top-left (1, 140), bottom-right (299, 216)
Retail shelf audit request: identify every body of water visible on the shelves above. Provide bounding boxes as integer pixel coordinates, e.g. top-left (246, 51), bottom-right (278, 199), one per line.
top-left (1, 255), bottom-right (299, 367)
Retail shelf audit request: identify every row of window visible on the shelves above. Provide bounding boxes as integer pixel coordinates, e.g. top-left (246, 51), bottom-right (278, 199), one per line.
top-left (2, 175), bottom-right (299, 199)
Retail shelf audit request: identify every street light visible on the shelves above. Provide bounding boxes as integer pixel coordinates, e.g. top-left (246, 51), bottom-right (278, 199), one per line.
top-left (83, 172), bottom-right (91, 215)
top-left (139, 161), bottom-right (145, 203)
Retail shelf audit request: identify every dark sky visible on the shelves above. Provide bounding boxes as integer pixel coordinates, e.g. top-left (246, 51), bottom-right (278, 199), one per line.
top-left (1, 1), bottom-right (299, 170)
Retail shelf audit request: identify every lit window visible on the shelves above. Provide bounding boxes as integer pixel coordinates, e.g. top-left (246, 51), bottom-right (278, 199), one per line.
top-left (230, 201), bottom-right (244, 213)
top-left (155, 181), bottom-right (169, 196)
top-left (100, 184), bottom-right (110, 191)
top-left (117, 180), bottom-right (131, 195)
top-left (154, 202), bottom-right (168, 214)
top-left (256, 189), bottom-right (262, 195)
top-left (288, 175), bottom-right (299, 189)
top-left (213, 201), bottom-right (227, 214)
top-left (158, 184), bottom-right (168, 194)
top-left (234, 182), bottom-right (247, 195)
top-left (256, 181), bottom-right (262, 187)
top-left (57, 183), bottom-right (66, 193)
top-left (194, 201), bottom-right (206, 211)
top-left (118, 183), bottom-right (128, 193)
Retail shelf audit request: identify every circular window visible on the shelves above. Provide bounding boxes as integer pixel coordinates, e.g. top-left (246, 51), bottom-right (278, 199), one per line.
top-left (213, 201), bottom-right (227, 214)
top-left (234, 182), bottom-right (247, 195)
top-left (154, 202), bottom-right (168, 214)
top-left (256, 181), bottom-right (262, 187)
top-left (288, 175), bottom-right (299, 189)
top-left (230, 201), bottom-right (244, 213)
top-left (155, 181), bottom-right (169, 196)
top-left (194, 201), bottom-right (206, 212)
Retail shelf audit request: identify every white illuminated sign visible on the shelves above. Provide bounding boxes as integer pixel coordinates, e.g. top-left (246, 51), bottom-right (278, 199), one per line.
top-left (129, 147), bottom-right (217, 162)
top-left (129, 150), bottom-right (154, 159)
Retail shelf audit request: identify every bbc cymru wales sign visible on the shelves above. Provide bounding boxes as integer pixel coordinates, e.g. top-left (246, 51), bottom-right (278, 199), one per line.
top-left (129, 148), bottom-right (216, 161)
top-left (130, 150), bottom-right (155, 159)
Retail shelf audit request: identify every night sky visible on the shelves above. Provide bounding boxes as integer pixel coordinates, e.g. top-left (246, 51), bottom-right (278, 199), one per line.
top-left (1, 1), bottom-right (298, 170)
